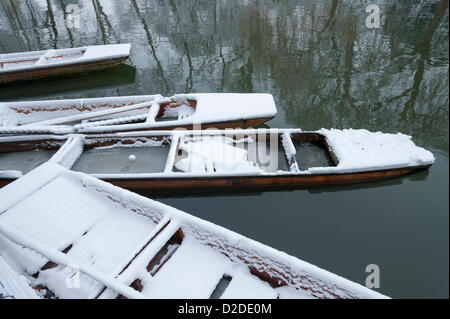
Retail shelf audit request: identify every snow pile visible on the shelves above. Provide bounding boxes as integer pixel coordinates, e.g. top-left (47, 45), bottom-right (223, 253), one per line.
top-left (174, 93), bottom-right (277, 124)
top-left (160, 104), bottom-right (195, 120)
top-left (175, 136), bottom-right (262, 174)
top-left (88, 137), bottom-right (165, 150)
top-left (281, 132), bottom-right (299, 172)
top-left (313, 129), bottom-right (435, 173)
top-left (281, 132), bottom-right (297, 158)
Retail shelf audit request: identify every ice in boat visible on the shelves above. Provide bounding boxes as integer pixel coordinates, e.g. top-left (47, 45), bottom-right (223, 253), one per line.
top-left (0, 94), bottom-right (277, 135)
top-left (0, 44), bottom-right (131, 84)
top-left (0, 163), bottom-right (387, 299)
top-left (0, 128), bottom-right (434, 191)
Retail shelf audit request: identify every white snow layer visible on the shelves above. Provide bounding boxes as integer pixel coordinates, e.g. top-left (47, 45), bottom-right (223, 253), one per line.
top-left (49, 135), bottom-right (84, 168)
top-left (314, 128), bottom-right (435, 173)
top-left (0, 170), bottom-right (23, 179)
top-left (0, 256), bottom-right (39, 299)
top-left (173, 93), bottom-right (277, 125)
top-left (175, 136), bottom-right (261, 174)
top-left (0, 95), bottom-right (162, 127)
top-left (0, 44), bottom-right (131, 74)
top-left (0, 163), bottom-right (387, 299)
top-left (220, 269), bottom-right (278, 299)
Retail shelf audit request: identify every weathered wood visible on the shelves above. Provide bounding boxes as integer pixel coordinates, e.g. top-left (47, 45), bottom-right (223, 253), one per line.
top-left (0, 139), bottom-right (66, 152)
top-left (100, 165), bottom-right (431, 191)
top-left (0, 57), bottom-right (128, 84)
top-left (0, 165), bottom-right (430, 191)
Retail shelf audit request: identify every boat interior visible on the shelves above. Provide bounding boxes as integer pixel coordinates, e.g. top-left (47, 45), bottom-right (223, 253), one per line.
top-left (0, 137), bottom-right (66, 175)
top-left (1, 97), bottom-right (198, 127)
top-left (0, 48), bottom-right (87, 71)
top-left (0, 132), bottom-right (338, 178)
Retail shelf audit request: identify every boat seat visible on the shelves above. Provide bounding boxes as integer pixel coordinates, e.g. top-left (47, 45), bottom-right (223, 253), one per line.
top-left (220, 270), bottom-right (277, 299)
top-left (140, 238), bottom-right (231, 298)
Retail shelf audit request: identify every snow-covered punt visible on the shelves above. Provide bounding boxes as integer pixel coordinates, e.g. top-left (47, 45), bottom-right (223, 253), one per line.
top-left (0, 44), bottom-right (131, 84)
top-left (0, 94), bottom-right (277, 135)
top-left (0, 163), bottom-right (387, 299)
top-left (0, 128), bottom-right (434, 191)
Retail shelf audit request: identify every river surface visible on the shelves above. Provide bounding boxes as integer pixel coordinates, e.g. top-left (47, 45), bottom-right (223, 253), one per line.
top-left (0, 0), bottom-right (448, 298)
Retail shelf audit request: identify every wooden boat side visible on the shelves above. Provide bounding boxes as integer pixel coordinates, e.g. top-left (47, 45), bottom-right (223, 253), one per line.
top-left (0, 164), bottom-right (431, 191)
top-left (0, 56), bottom-right (128, 84)
top-left (0, 179), bottom-right (13, 188)
top-left (0, 50), bottom-right (86, 70)
top-left (0, 138), bottom-right (65, 152)
top-left (99, 165), bottom-right (431, 191)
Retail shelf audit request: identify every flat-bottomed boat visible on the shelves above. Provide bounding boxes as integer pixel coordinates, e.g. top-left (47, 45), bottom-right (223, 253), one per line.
top-left (0, 44), bottom-right (131, 84)
top-left (0, 94), bottom-right (277, 135)
top-left (0, 128), bottom-right (434, 192)
top-left (0, 163), bottom-right (387, 299)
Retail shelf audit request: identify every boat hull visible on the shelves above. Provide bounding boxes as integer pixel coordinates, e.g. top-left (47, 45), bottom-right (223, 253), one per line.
top-left (0, 57), bottom-right (128, 84)
top-left (105, 165), bottom-right (432, 192)
top-left (0, 164), bottom-right (431, 192)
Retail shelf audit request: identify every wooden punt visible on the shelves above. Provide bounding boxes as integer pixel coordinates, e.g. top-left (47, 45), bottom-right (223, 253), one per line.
top-left (0, 163), bottom-right (387, 299)
top-left (0, 44), bottom-right (131, 84)
top-left (0, 128), bottom-right (434, 192)
top-left (0, 93), bottom-right (277, 135)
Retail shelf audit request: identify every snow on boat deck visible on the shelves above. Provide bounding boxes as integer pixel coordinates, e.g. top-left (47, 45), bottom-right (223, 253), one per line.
top-left (313, 128), bottom-right (435, 173)
top-left (1, 174), bottom-right (157, 273)
top-left (172, 93), bottom-right (277, 126)
top-left (0, 163), bottom-right (387, 299)
top-left (0, 256), bottom-right (39, 299)
top-left (0, 95), bottom-right (161, 127)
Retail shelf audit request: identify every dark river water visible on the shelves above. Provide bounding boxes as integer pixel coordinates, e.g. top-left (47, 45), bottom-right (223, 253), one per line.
top-left (0, 0), bottom-right (448, 298)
